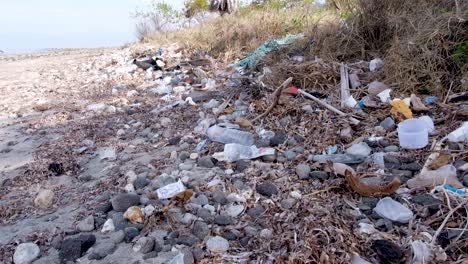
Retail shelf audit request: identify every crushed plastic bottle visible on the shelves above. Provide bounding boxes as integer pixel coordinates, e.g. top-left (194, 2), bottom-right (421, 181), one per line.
top-left (447, 122), bottom-right (468, 143)
top-left (308, 154), bottom-right (366, 164)
top-left (373, 197), bottom-right (414, 224)
top-left (207, 125), bottom-right (255, 146)
top-left (213, 144), bottom-right (275, 162)
top-left (407, 165), bottom-right (463, 189)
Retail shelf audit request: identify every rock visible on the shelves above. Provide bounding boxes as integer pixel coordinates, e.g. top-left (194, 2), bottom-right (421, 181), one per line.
top-left (101, 219), bottom-right (115, 233)
top-left (412, 194), bottom-right (442, 206)
top-left (180, 151), bottom-right (190, 161)
top-left (34, 190), bottom-right (54, 208)
top-left (124, 206), bottom-right (144, 224)
top-left (59, 234), bottom-right (96, 263)
top-left (88, 242), bottom-right (116, 260)
top-left (212, 190), bottom-right (228, 205)
top-left (111, 193), bottom-right (140, 212)
top-left (234, 160), bottom-right (250, 172)
top-left (198, 156), bottom-right (216, 168)
top-left (142, 205), bottom-right (156, 217)
top-left (214, 215), bottom-right (234, 225)
top-left (197, 208), bottom-right (214, 223)
top-left (464, 175), bottom-right (468, 187)
top-left (256, 181), bottom-right (278, 197)
top-left (296, 163), bottom-right (311, 180)
top-left (133, 177), bottom-right (149, 189)
top-left (97, 147), bottom-right (117, 160)
top-left (206, 236), bottom-right (229, 253)
top-left (369, 59), bottom-right (384, 72)
top-left (133, 237), bottom-right (154, 253)
top-left (175, 235), bottom-right (199, 246)
top-left (372, 240), bottom-right (404, 264)
top-left (270, 131), bottom-right (287, 147)
top-left (110, 230), bottom-right (125, 244)
top-left (179, 163), bottom-right (193, 171)
top-left (124, 184), bottom-right (135, 193)
top-left (259, 229), bottom-right (273, 239)
top-left (224, 204), bottom-right (244, 218)
top-left (192, 221), bottom-right (210, 240)
top-left (346, 142), bottom-right (372, 156)
top-left (168, 136), bottom-right (181, 145)
top-left (262, 154), bottom-right (277, 162)
top-left (32, 248), bottom-right (59, 264)
top-left (77, 215), bottom-right (95, 232)
top-left (384, 145), bottom-right (399, 152)
top-left (340, 127), bottom-right (353, 141)
top-left (124, 227), bottom-right (140, 243)
top-left (247, 205), bottom-right (265, 218)
top-left (290, 191), bottom-right (302, 199)
top-left (222, 231), bottom-right (238, 241)
top-left (400, 163), bottom-right (422, 171)
top-left (310, 171), bottom-right (329, 181)
top-left (87, 103), bottom-right (107, 112)
top-left (96, 201), bottom-right (112, 214)
top-left (14, 243), bottom-right (40, 264)
top-left (361, 197), bottom-right (379, 209)
top-left (281, 198), bottom-right (296, 209)
top-left (380, 117), bottom-right (396, 130)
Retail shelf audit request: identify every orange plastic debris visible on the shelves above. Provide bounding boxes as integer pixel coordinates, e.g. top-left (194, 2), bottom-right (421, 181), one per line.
top-left (390, 100), bottom-right (413, 122)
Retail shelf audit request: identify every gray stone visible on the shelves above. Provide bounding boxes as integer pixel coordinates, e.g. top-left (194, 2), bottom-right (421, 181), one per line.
top-left (361, 197), bottom-right (379, 209)
top-left (14, 243), bottom-right (41, 264)
top-left (222, 231), bottom-right (238, 241)
top-left (284, 150), bottom-right (297, 160)
top-left (77, 215), bottom-right (94, 232)
top-left (124, 227), bottom-right (139, 243)
top-left (198, 156), bottom-right (215, 168)
top-left (310, 171), bottom-right (329, 181)
top-left (179, 151), bottom-right (190, 161)
top-left (192, 248), bottom-right (204, 263)
top-left (179, 163), bottom-right (193, 171)
top-left (214, 215), bottom-right (234, 226)
top-left (235, 160), bottom-right (250, 172)
top-left (225, 204), bottom-right (244, 217)
top-left (133, 176), bottom-right (149, 189)
top-left (256, 181), bottom-right (278, 197)
top-left (197, 208), bottom-right (214, 223)
top-left (111, 193), bottom-right (140, 212)
top-left (384, 155), bottom-right (401, 165)
top-left (175, 235), bottom-right (199, 246)
top-left (247, 205), bottom-right (265, 218)
top-left (212, 190), bottom-right (228, 205)
top-left (400, 163), bottom-right (422, 171)
top-left (270, 131), bottom-right (287, 147)
top-left (454, 160), bottom-right (466, 169)
top-left (110, 230), bottom-right (125, 244)
top-left (464, 174), bottom-right (468, 187)
top-left (391, 170), bottom-right (413, 178)
top-left (281, 198), bottom-right (296, 209)
top-left (412, 194), bottom-right (442, 206)
top-left (111, 213), bottom-right (129, 231)
top-left (384, 145), bottom-right (399, 152)
top-left (296, 163), bottom-right (311, 180)
top-left (259, 229), bottom-right (273, 239)
top-left (88, 241), bottom-right (116, 260)
top-left (244, 226), bottom-right (259, 237)
top-left (133, 237), bottom-right (155, 253)
top-left (262, 154), bottom-right (276, 162)
top-left (59, 234), bottom-right (96, 263)
top-left (380, 117), bottom-right (395, 130)
top-left (191, 194), bottom-right (209, 206)
top-left (32, 248), bottom-right (59, 264)
top-left (206, 236), bottom-right (229, 253)
top-left (193, 221), bottom-right (210, 240)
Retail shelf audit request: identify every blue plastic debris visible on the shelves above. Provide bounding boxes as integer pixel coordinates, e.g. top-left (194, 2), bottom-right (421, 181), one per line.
top-left (424, 96), bottom-right (437, 104)
top-left (443, 185), bottom-right (466, 195)
top-left (157, 48), bottom-right (163, 56)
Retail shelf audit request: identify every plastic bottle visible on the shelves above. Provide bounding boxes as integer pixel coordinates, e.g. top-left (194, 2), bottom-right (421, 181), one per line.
top-left (373, 197), bottom-right (413, 224)
top-left (215, 144), bottom-right (275, 162)
top-left (207, 125), bottom-right (255, 146)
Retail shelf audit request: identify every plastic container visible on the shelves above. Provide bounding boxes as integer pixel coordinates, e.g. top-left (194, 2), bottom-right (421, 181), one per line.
top-left (397, 119), bottom-right (428, 149)
top-left (447, 122), bottom-right (468, 143)
top-left (374, 197), bottom-right (413, 224)
top-left (206, 125), bottom-right (255, 146)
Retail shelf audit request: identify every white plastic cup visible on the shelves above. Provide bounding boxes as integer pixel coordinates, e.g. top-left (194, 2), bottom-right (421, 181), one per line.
top-left (398, 119), bottom-right (428, 149)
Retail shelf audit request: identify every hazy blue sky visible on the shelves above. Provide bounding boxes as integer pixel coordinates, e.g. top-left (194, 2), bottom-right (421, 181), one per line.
top-left (0, 0), bottom-right (186, 53)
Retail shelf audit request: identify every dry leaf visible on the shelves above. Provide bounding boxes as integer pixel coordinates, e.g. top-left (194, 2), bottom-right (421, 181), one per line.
top-left (124, 206), bottom-right (144, 224)
top-left (410, 94), bottom-right (429, 112)
top-left (234, 117), bottom-right (252, 128)
top-left (345, 171), bottom-right (401, 197)
top-left (175, 189), bottom-right (193, 203)
top-left (428, 154), bottom-right (450, 170)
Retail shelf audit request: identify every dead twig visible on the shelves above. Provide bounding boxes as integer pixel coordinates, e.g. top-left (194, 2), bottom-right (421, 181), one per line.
top-left (252, 77), bottom-right (293, 122)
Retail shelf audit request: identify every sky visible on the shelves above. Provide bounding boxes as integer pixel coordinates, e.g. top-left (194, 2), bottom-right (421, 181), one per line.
top-left (0, 0), bottom-right (186, 53)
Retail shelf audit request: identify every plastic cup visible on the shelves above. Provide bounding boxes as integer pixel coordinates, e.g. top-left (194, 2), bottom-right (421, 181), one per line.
top-left (397, 119), bottom-right (428, 149)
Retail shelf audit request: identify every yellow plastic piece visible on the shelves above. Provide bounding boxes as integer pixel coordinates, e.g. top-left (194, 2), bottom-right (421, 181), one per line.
top-left (390, 100), bottom-right (413, 122)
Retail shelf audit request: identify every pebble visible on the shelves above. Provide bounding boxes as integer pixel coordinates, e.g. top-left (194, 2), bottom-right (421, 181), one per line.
top-left (384, 145), bottom-right (399, 152)
top-left (77, 215), bottom-right (95, 232)
top-left (13, 243), bottom-right (41, 264)
top-left (124, 183), bottom-right (135, 193)
top-left (214, 215), bottom-right (234, 225)
top-left (34, 189), bottom-right (54, 208)
top-left (212, 190), bottom-right (228, 205)
top-left (400, 163), bottom-right (422, 171)
top-left (198, 156), bottom-right (215, 168)
top-left (256, 181), bottom-right (279, 197)
top-left (464, 175), bottom-right (468, 187)
top-left (296, 163), bottom-right (311, 180)
top-left (290, 191), bottom-right (302, 199)
top-left (191, 194), bottom-right (209, 206)
top-left (247, 205), bottom-right (265, 218)
top-left (124, 227), bottom-right (140, 243)
top-left (224, 204), bottom-right (244, 217)
top-left (206, 236), bottom-right (229, 253)
top-left (133, 177), bottom-right (149, 189)
top-left (380, 117), bottom-right (395, 130)
top-left (142, 205), bottom-right (155, 217)
top-left (281, 198), bottom-right (296, 209)
top-left (133, 237), bottom-right (155, 253)
top-left (168, 136), bottom-right (181, 145)
top-left (284, 150), bottom-right (297, 160)
top-left (180, 151), bottom-right (190, 161)
top-left (270, 131), bottom-right (287, 147)
top-left (179, 163), bottom-right (193, 171)
top-left (59, 234), bottom-right (96, 263)
top-left (412, 194), bottom-right (442, 206)
top-left (111, 193), bottom-right (140, 212)
top-left (193, 221), bottom-right (210, 240)
top-left (110, 230), bottom-right (125, 244)
top-left (190, 153), bottom-right (199, 160)
top-left (310, 171), bottom-right (329, 181)
top-left (101, 219), bottom-right (115, 233)
top-left (175, 235), bottom-right (199, 247)
top-left (88, 242), bottom-right (116, 260)
top-left (262, 154), bottom-right (276, 162)
top-left (197, 208), bottom-right (214, 222)
top-left (259, 229), bottom-right (273, 239)
top-left (346, 142), bottom-right (372, 156)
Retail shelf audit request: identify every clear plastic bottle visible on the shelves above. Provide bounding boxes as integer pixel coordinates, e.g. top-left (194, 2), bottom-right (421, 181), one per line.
top-left (207, 125), bottom-right (255, 146)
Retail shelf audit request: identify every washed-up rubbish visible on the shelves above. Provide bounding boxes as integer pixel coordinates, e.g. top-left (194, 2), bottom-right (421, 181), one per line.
top-left (207, 125), bottom-right (255, 146)
top-left (374, 197), bottom-right (413, 223)
top-left (408, 165), bottom-right (463, 189)
top-left (349, 73), bottom-right (361, 89)
top-left (369, 58), bottom-right (384, 72)
top-left (346, 142), bottom-right (372, 156)
top-left (326, 145), bottom-right (338, 155)
top-left (368, 81), bottom-right (389, 96)
top-left (439, 185), bottom-right (467, 195)
top-left (351, 255), bottom-right (372, 264)
top-left (345, 171), bottom-right (401, 197)
top-left (390, 100), bottom-right (413, 122)
top-left (397, 119), bottom-right (428, 149)
top-left (424, 96), bottom-right (437, 104)
top-left (333, 163), bottom-right (356, 176)
top-left (417, 116), bottom-right (434, 134)
top-left (411, 240), bottom-right (433, 264)
top-left (357, 223), bottom-right (379, 236)
top-left (340, 64), bottom-right (358, 108)
top-left (233, 117), bottom-right (252, 128)
top-left (447, 122), bottom-right (468, 143)
top-left (309, 154), bottom-right (366, 164)
top-left (427, 154), bottom-right (450, 170)
top-left (372, 240), bottom-right (404, 263)
top-left (156, 180), bottom-right (186, 199)
top-left (213, 143), bottom-right (275, 162)
top-left (376, 89), bottom-right (392, 103)
top-left (194, 117), bottom-right (216, 135)
top-left (237, 34), bottom-right (304, 69)
top-left (410, 94), bottom-right (429, 111)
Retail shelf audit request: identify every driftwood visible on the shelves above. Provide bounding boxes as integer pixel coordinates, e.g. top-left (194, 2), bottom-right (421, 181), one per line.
top-left (252, 77), bottom-right (293, 123)
top-left (345, 170), bottom-right (401, 197)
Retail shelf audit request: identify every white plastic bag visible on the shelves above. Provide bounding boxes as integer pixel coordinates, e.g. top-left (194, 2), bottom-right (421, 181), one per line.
top-left (156, 180), bottom-right (186, 199)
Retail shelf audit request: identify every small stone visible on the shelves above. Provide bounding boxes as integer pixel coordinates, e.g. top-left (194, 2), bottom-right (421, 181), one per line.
top-left (214, 215), bottom-right (234, 225)
top-left (180, 151), bottom-right (190, 161)
top-left (400, 163), bottom-right (422, 171)
top-left (112, 212), bottom-right (129, 231)
top-left (193, 221), bottom-right (210, 240)
top-left (270, 131), bottom-right (287, 147)
top-left (59, 234), bottom-right (96, 263)
top-left (384, 145), bottom-right (399, 152)
top-left (190, 153), bottom-right (199, 160)
top-left (296, 163), bottom-right (311, 180)
top-left (259, 229), bottom-right (273, 239)
top-left (206, 236), bottom-right (229, 253)
top-left (261, 154), bottom-right (276, 162)
top-left (111, 193), bottom-right (140, 212)
top-left (168, 136), bottom-right (181, 145)
top-left (175, 235), bottom-right (199, 246)
top-left (361, 197), bottom-right (379, 209)
top-left (256, 181), bottom-right (278, 197)
top-left (290, 191), bottom-right (302, 199)
top-left (14, 243), bottom-right (40, 264)
top-left (192, 194), bottom-right (209, 206)
top-left (101, 219), bottom-right (115, 233)
top-left (224, 204), bottom-right (244, 218)
top-left (124, 206), bottom-right (144, 224)
top-left (197, 208), bottom-right (214, 223)
top-left (110, 230), bottom-right (125, 244)
top-left (142, 205), bottom-right (156, 217)
top-left (412, 194), bottom-right (442, 206)
top-left (124, 183), bottom-right (135, 193)
top-left (380, 117), bottom-right (395, 130)
top-left (133, 177), bottom-right (149, 189)
top-left (346, 142), bottom-right (372, 156)
top-left (281, 198), bottom-right (296, 209)
top-left (244, 226), bottom-right (259, 237)
top-left (198, 156), bottom-right (216, 168)
top-left (247, 205), bottom-right (265, 218)
top-left (133, 237), bottom-right (154, 253)
top-left (88, 242), bottom-right (116, 260)
top-left (212, 190), bottom-right (228, 205)
top-left (192, 248), bottom-right (204, 262)
top-left (284, 150), bottom-right (297, 160)
top-left (124, 227), bottom-right (139, 243)
top-left (34, 190), bottom-right (54, 208)
top-left (464, 175), bottom-right (468, 187)
top-left (340, 127), bottom-right (353, 140)
top-left (77, 215), bottom-right (95, 232)
top-left (310, 171), bottom-right (329, 181)
top-left (222, 231), bottom-right (238, 241)
top-left (179, 163), bottom-right (193, 171)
